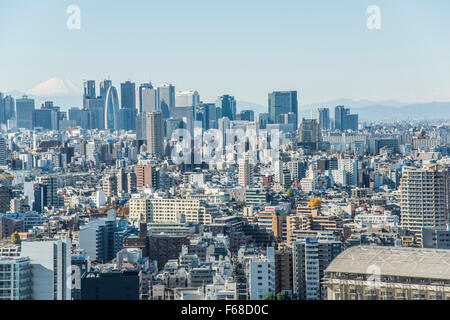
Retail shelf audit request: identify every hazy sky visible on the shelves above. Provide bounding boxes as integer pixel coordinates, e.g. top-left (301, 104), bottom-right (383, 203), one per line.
top-left (1, 0), bottom-right (450, 106)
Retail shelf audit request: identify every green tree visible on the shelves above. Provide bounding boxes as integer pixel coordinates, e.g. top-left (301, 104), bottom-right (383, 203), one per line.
top-left (263, 293), bottom-right (276, 300)
top-left (276, 292), bottom-right (291, 300)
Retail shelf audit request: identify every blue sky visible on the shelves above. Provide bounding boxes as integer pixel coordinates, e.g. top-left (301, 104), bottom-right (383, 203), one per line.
top-left (1, 0), bottom-right (450, 105)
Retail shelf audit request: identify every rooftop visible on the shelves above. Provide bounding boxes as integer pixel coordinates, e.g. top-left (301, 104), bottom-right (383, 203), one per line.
top-left (326, 246), bottom-right (450, 280)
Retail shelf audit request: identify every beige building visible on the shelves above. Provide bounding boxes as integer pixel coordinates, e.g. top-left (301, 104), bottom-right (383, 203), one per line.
top-left (129, 198), bottom-right (213, 226)
top-left (324, 246), bottom-right (450, 300)
top-left (400, 164), bottom-right (449, 243)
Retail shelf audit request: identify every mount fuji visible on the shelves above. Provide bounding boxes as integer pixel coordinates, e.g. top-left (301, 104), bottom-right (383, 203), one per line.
top-left (26, 77), bottom-right (81, 97)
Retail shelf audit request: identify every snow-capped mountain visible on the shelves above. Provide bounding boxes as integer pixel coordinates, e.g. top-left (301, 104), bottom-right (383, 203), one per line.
top-left (26, 77), bottom-right (81, 97)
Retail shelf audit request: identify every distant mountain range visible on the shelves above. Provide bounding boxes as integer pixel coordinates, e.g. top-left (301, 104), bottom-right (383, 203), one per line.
top-left (239, 99), bottom-right (450, 121)
top-left (3, 78), bottom-right (450, 120)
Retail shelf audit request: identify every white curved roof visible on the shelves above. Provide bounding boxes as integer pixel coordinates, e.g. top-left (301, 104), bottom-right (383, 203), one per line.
top-left (326, 246), bottom-right (450, 280)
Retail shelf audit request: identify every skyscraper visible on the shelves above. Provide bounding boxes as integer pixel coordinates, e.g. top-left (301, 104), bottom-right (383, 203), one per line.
top-left (16, 96), bottom-right (35, 129)
top-left (100, 80), bottom-right (112, 99)
top-left (105, 86), bottom-right (120, 130)
top-left (121, 81), bottom-right (136, 109)
top-left (317, 108), bottom-right (330, 131)
top-left (334, 106), bottom-right (358, 131)
top-left (334, 106), bottom-right (347, 131)
top-left (175, 90), bottom-right (200, 107)
top-left (216, 95), bottom-right (236, 121)
top-left (299, 119), bottom-right (321, 150)
top-left (158, 84), bottom-right (175, 118)
top-left (0, 95), bottom-right (15, 124)
top-left (83, 80), bottom-right (96, 99)
top-left (268, 91), bottom-right (298, 128)
top-left (145, 111), bottom-right (164, 157)
top-left (139, 83), bottom-right (159, 114)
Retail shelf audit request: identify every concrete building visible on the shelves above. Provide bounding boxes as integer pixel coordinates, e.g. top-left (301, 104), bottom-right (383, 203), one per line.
top-left (400, 164), bottom-right (449, 242)
top-left (324, 246), bottom-right (450, 300)
top-left (0, 257), bottom-right (32, 300)
top-left (129, 198), bottom-right (213, 225)
top-left (422, 226), bottom-right (450, 249)
top-left (78, 214), bottom-right (118, 263)
top-left (238, 157), bottom-right (254, 187)
top-left (247, 247), bottom-right (275, 300)
top-left (292, 237), bottom-right (342, 300)
top-left (20, 239), bottom-right (72, 300)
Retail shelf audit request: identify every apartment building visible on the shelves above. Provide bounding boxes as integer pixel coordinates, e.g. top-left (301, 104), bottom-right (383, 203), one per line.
top-left (129, 198), bottom-right (213, 225)
top-left (400, 164), bottom-right (449, 243)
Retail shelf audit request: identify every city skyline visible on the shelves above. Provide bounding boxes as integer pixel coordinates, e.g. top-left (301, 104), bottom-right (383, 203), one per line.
top-left (1, 0), bottom-right (450, 105)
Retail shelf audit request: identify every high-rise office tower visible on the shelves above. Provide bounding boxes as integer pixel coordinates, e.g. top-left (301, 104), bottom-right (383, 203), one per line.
top-left (33, 101), bottom-right (59, 130)
top-left (0, 95), bottom-right (15, 124)
top-left (118, 108), bottom-right (137, 131)
top-left (86, 98), bottom-right (105, 130)
top-left (346, 114), bottom-right (358, 131)
top-left (20, 238), bottom-right (72, 300)
top-left (299, 119), bottom-right (321, 150)
top-left (83, 80), bottom-right (96, 109)
top-left (216, 95), bottom-right (236, 121)
top-left (268, 91), bottom-right (298, 128)
top-left (83, 80), bottom-right (96, 99)
top-left (175, 90), bottom-right (200, 107)
top-left (158, 84), bottom-right (175, 118)
top-left (239, 110), bottom-right (255, 122)
top-left (218, 117), bottom-right (230, 151)
top-left (317, 108), bottom-right (330, 131)
top-left (238, 157), bottom-right (254, 187)
top-left (68, 107), bottom-right (91, 129)
top-left (120, 81), bottom-right (136, 109)
top-left (139, 82), bottom-right (159, 114)
top-left (105, 86), bottom-right (120, 130)
top-left (401, 164), bottom-right (449, 242)
top-left (100, 80), bottom-right (112, 99)
top-left (145, 111), bottom-right (164, 157)
top-left (16, 96), bottom-right (35, 129)
top-left (334, 106), bottom-right (358, 131)
top-left (334, 106), bottom-right (347, 131)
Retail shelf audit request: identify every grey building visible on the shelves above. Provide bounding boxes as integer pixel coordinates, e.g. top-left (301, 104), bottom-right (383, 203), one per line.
top-left (16, 96), bottom-right (35, 129)
top-left (216, 94), bottom-right (237, 121)
top-left (318, 108), bottom-right (330, 131)
top-left (78, 215), bottom-right (120, 264)
top-left (292, 237), bottom-right (342, 300)
top-left (121, 81), bottom-right (136, 109)
top-left (158, 84), bottom-right (175, 119)
top-left (268, 91), bottom-right (298, 128)
top-left (422, 226), bottom-right (450, 249)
